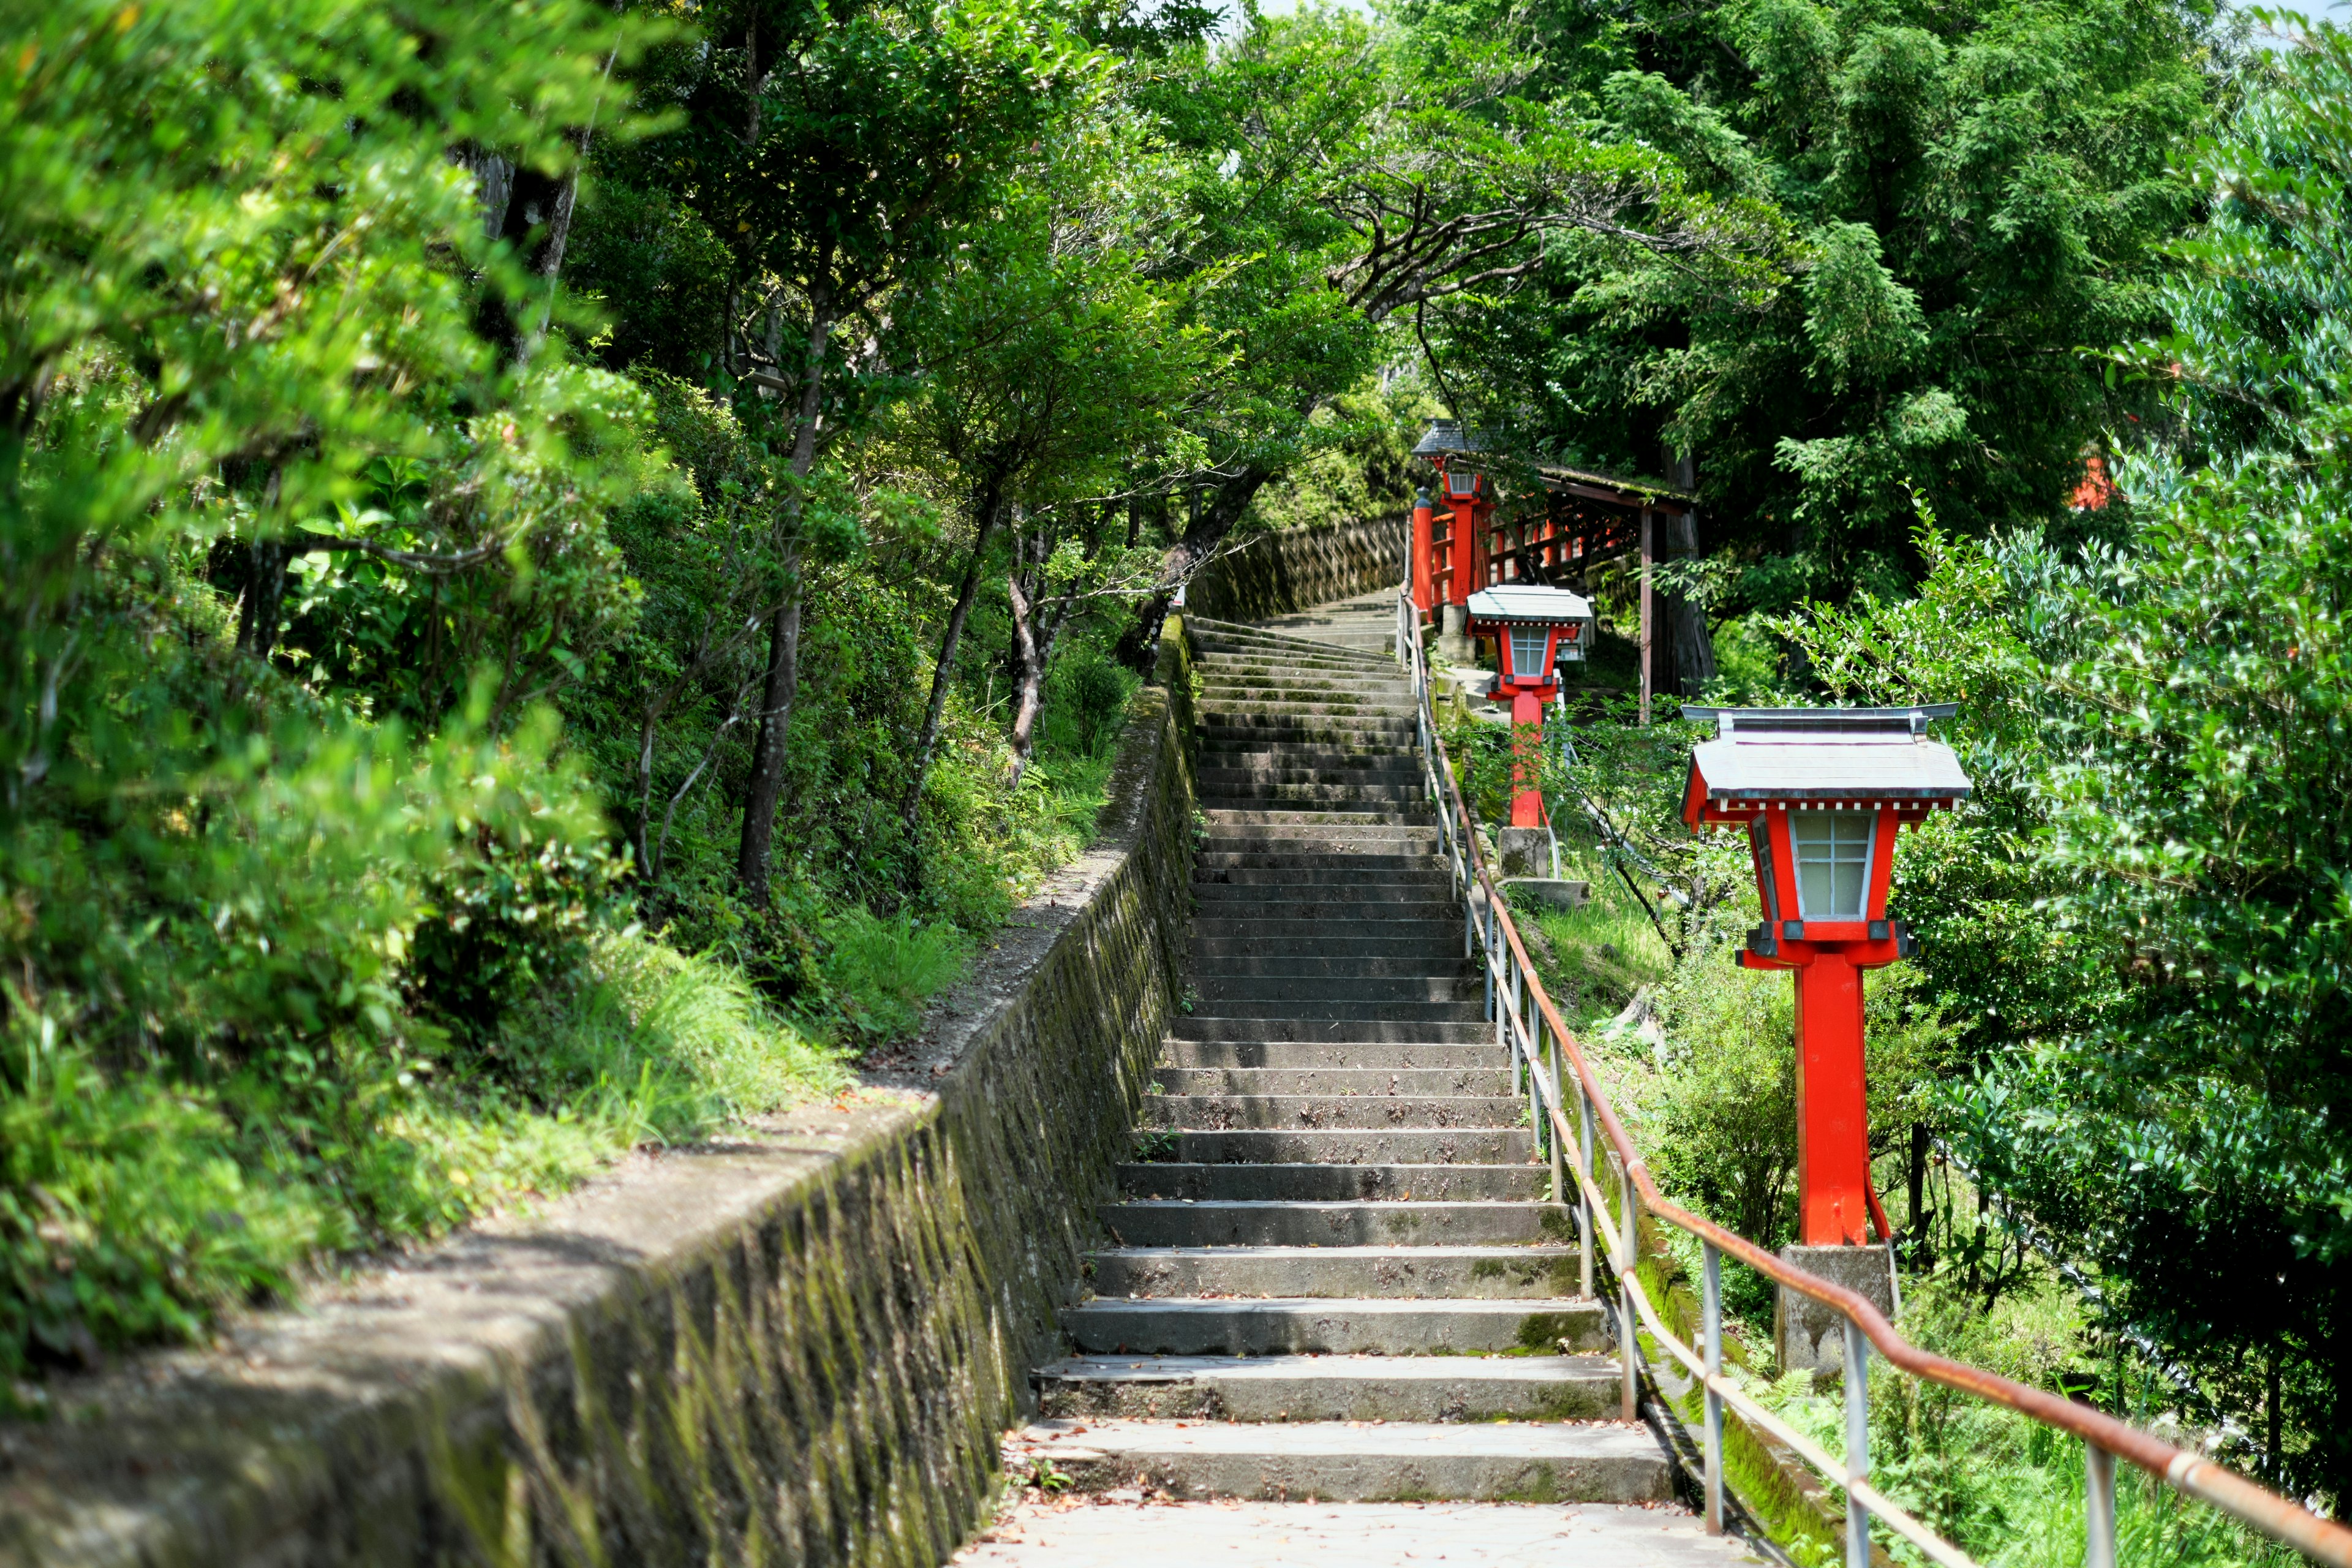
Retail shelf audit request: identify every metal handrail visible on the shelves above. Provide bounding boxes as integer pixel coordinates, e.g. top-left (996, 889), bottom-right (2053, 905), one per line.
top-left (1390, 585), bottom-right (2352, 1568)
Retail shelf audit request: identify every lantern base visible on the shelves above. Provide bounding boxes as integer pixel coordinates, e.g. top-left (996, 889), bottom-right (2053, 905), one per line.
top-left (1774, 1243), bottom-right (1896, 1379)
top-left (1499, 876), bottom-right (1588, 910)
top-left (1494, 827), bottom-right (1553, 879)
top-left (1436, 601), bottom-right (1477, 666)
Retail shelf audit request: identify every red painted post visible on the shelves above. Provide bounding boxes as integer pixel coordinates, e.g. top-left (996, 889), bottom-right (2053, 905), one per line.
top-left (1412, 491), bottom-right (1436, 617)
top-left (1509, 684), bottom-right (1547, 827)
top-left (1795, 950), bottom-right (1871, 1245)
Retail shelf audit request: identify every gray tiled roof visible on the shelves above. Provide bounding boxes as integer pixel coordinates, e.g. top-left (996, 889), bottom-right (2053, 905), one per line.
top-left (1686, 707), bottom-right (1972, 802)
top-left (1465, 585), bottom-right (1594, 624)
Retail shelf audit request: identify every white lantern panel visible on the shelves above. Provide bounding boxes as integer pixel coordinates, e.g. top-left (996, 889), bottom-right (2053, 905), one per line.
top-left (1508, 626), bottom-right (1550, 680)
top-left (1790, 810), bottom-right (1875, 920)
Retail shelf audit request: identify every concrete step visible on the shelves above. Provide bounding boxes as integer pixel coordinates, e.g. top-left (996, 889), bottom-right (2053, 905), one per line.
top-left (1190, 925), bottom-right (1464, 950)
top-left (1195, 619), bottom-right (1400, 658)
top-left (1101, 1200), bottom-right (1569, 1247)
top-left (1192, 872), bottom-right (1452, 894)
top-left (1194, 852), bottom-right (1435, 873)
top-left (1159, 1040), bottom-right (1502, 1069)
top-left (1193, 977), bottom-right (1479, 1006)
top-left (1182, 957), bottom-right (1470, 982)
top-left (1033, 1354), bottom-right (1620, 1422)
top-left (1191, 897), bottom-right (1460, 922)
top-left (1153, 1068), bottom-right (1510, 1095)
top-left (1191, 935), bottom-right (1467, 962)
top-left (1061, 1296), bottom-right (1607, 1356)
top-left (1118, 1163), bottom-right (1547, 1202)
top-left (1170, 1017), bottom-right (1496, 1044)
top-left (1199, 701), bottom-right (1417, 722)
top-left (1196, 776), bottom-right (1425, 801)
top-left (1200, 823), bottom-right (1439, 845)
top-left (1198, 726), bottom-right (1416, 749)
top-left (1197, 783), bottom-right (1425, 807)
top-left (1186, 1001), bottom-right (1488, 1024)
top-left (1147, 1095), bottom-right (1524, 1129)
top-left (1193, 867), bottom-right (1451, 890)
top-left (1199, 741), bottom-right (1420, 765)
top-left (1203, 809), bottom-right (1432, 828)
top-left (1087, 1245), bottom-right (1581, 1300)
top-left (1136, 1129), bottom-right (1536, 1164)
top-left (1010, 1417), bottom-right (1669, 1502)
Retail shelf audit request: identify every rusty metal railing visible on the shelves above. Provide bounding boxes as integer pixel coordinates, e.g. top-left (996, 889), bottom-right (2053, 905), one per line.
top-left (1392, 585), bottom-right (2352, 1568)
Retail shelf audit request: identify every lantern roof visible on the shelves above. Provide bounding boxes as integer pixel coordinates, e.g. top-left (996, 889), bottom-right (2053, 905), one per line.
top-left (1465, 584), bottom-right (1593, 625)
top-left (1412, 418), bottom-right (1487, 458)
top-left (1682, 706), bottom-right (1972, 807)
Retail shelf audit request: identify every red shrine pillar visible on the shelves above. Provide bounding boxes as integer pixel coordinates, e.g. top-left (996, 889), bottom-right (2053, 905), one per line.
top-left (1411, 490), bottom-right (1436, 617)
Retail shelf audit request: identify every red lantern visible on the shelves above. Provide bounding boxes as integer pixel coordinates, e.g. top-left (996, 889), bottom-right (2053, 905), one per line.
top-left (1679, 707), bottom-right (1971, 1246)
top-left (1466, 585), bottom-right (1594, 827)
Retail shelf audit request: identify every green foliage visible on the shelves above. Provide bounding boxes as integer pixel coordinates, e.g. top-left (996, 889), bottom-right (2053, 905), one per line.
top-left (1422, 0), bottom-right (2209, 603)
top-left (818, 911), bottom-right (973, 1046)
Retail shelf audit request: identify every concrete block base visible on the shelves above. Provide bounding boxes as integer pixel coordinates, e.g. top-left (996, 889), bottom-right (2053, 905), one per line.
top-left (1495, 827), bottom-right (1554, 879)
top-left (1502, 878), bottom-right (1589, 911)
top-left (1775, 1243), bottom-right (1896, 1376)
top-left (1435, 601), bottom-right (1477, 667)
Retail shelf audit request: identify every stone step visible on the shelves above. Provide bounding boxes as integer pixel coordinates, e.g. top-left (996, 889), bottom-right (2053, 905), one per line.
top-left (1011, 1417), bottom-right (1668, 1503)
top-left (1198, 701), bottom-right (1417, 722)
top-left (1118, 1163), bottom-right (1547, 1202)
top-left (1195, 618), bottom-right (1399, 657)
top-left (1197, 783), bottom-right (1425, 807)
top-left (1034, 1354), bottom-right (1620, 1422)
top-left (1087, 1245), bottom-right (1580, 1300)
top-left (1159, 1041), bottom-right (1502, 1069)
top-left (1195, 848), bottom-right (1433, 872)
top-left (1152, 1068), bottom-right (1510, 1096)
top-left (1194, 977), bottom-right (1478, 1006)
top-left (1186, 1000), bottom-right (1488, 1024)
top-left (1182, 957), bottom-right (1469, 981)
top-left (1136, 1128), bottom-right (1536, 1164)
top-left (1199, 728), bottom-right (1416, 752)
top-left (1200, 820), bottom-right (1438, 841)
top-left (1199, 741), bottom-right (1420, 765)
top-left (1193, 866), bottom-right (1450, 889)
top-left (1061, 1296), bottom-right (1606, 1356)
top-left (1192, 897), bottom-right (1460, 922)
top-left (1191, 935), bottom-right (1467, 962)
top-left (1188, 925), bottom-right (1464, 951)
top-left (1203, 808), bottom-right (1432, 827)
top-left (1147, 1095), bottom-right (1523, 1129)
top-left (1102, 1200), bottom-right (1569, 1247)
top-left (1194, 771), bottom-right (1411, 799)
top-left (1170, 1017), bottom-right (1496, 1044)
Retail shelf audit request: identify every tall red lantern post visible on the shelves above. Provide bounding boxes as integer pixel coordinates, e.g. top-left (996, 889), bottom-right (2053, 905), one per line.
top-left (1679, 706), bottom-right (1970, 1367)
top-left (1410, 420), bottom-right (1494, 654)
top-left (1464, 584), bottom-right (1594, 827)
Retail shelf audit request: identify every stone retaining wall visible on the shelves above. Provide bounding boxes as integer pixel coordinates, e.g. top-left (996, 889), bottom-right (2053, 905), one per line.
top-left (1188, 512), bottom-right (1408, 624)
top-left (0, 646), bottom-right (1201, 1568)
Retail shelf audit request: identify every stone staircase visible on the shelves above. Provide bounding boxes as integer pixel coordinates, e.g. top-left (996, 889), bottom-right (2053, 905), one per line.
top-left (1012, 612), bottom-right (1672, 1508)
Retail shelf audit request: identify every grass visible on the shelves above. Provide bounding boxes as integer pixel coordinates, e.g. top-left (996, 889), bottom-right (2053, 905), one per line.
top-left (1510, 849), bottom-right (1675, 1028)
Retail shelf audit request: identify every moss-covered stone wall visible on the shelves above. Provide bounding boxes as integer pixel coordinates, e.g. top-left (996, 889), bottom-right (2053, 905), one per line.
top-left (0, 652), bottom-right (1199, 1568)
top-left (1188, 512), bottom-right (1408, 624)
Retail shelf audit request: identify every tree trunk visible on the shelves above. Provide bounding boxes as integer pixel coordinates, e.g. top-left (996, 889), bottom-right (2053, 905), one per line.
top-left (733, 281), bottom-right (837, 903)
top-left (234, 466), bottom-right (290, 661)
top-left (903, 480), bottom-right (1007, 831)
top-left (1114, 462), bottom-right (1276, 669)
top-left (1005, 571), bottom-right (1046, 787)
top-left (1661, 514), bottom-right (1716, 697)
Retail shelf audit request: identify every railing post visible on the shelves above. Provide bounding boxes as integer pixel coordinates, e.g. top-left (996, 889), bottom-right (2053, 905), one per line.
top-left (1703, 1242), bottom-right (1725, 1535)
top-left (1845, 1323), bottom-right (1870, 1568)
top-left (1619, 1163), bottom-right (1640, 1421)
top-left (2086, 1442), bottom-right (2117, 1568)
top-left (1578, 1092), bottom-right (1596, 1300)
